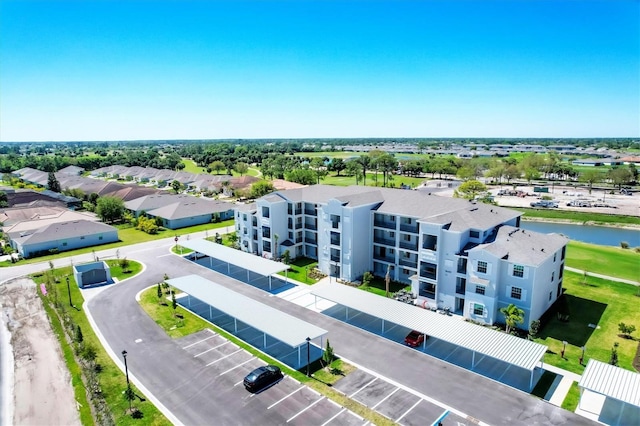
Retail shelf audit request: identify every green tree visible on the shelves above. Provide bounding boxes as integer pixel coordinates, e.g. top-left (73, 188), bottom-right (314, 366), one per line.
top-left (322, 339), bottom-right (334, 369)
top-left (328, 158), bottom-right (346, 176)
top-left (234, 162), bottom-right (249, 176)
top-left (618, 322), bottom-right (636, 338)
top-left (285, 168), bottom-right (316, 185)
top-left (171, 291), bottom-right (177, 315)
top-left (249, 181), bottom-right (275, 198)
top-left (75, 325), bottom-right (84, 344)
top-left (0, 191), bottom-right (8, 208)
top-left (609, 342), bottom-right (619, 366)
top-left (523, 168), bottom-right (541, 184)
top-left (454, 180), bottom-right (487, 200)
top-left (209, 160), bottom-right (226, 174)
top-left (362, 271), bottom-right (374, 287)
top-left (608, 167), bottom-right (633, 189)
top-left (171, 179), bottom-right (183, 194)
top-left (47, 172), bottom-right (61, 192)
top-left (500, 304), bottom-right (525, 334)
top-left (504, 165), bottom-right (520, 183)
top-left (157, 283), bottom-right (163, 303)
top-left (282, 249), bottom-right (290, 265)
top-left (96, 196), bottom-right (125, 223)
top-left (356, 155), bottom-right (371, 186)
top-left (580, 169), bottom-right (603, 194)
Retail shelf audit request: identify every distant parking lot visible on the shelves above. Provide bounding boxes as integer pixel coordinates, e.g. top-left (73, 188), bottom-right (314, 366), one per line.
top-left (177, 330), bottom-right (364, 425)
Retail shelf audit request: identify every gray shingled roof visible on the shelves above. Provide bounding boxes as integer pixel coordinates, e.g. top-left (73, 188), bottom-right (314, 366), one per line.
top-left (9, 220), bottom-right (117, 245)
top-left (475, 226), bottom-right (568, 266)
top-left (147, 198), bottom-right (232, 220)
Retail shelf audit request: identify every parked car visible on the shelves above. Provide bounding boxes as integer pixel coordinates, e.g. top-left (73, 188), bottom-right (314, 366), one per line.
top-left (530, 200), bottom-right (558, 208)
top-left (244, 365), bottom-right (283, 392)
top-left (404, 330), bottom-right (426, 347)
top-left (567, 200), bottom-right (592, 207)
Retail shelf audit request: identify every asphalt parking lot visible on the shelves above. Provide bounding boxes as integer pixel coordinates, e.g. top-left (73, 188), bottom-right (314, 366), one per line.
top-left (177, 329), bottom-right (364, 425)
top-left (333, 370), bottom-right (472, 426)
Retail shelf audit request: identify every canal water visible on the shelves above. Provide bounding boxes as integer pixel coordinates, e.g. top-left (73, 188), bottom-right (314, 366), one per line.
top-left (520, 221), bottom-right (640, 247)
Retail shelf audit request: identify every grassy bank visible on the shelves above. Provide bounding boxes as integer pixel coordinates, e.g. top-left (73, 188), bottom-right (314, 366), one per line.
top-left (138, 287), bottom-right (394, 426)
top-left (513, 207), bottom-right (640, 227)
top-left (534, 271), bottom-right (640, 375)
top-left (566, 241), bottom-right (640, 282)
top-left (34, 264), bottom-right (170, 425)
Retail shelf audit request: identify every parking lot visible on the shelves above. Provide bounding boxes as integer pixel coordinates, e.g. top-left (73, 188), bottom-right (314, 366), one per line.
top-left (333, 370), bottom-right (473, 426)
top-left (176, 329), bottom-right (364, 425)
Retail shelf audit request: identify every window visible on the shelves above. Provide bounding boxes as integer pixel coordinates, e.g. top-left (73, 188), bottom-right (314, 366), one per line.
top-left (473, 304), bottom-right (484, 316)
top-left (549, 291), bottom-right (552, 301)
top-left (513, 265), bottom-right (524, 278)
top-left (553, 253), bottom-right (557, 262)
top-left (477, 261), bottom-right (487, 274)
top-left (475, 285), bottom-right (485, 295)
top-left (470, 230), bottom-right (479, 238)
top-left (80, 236), bottom-right (85, 240)
top-left (559, 267), bottom-right (563, 279)
top-left (511, 287), bottom-right (522, 300)
top-left (551, 272), bottom-right (555, 282)
top-left (561, 246), bottom-right (566, 260)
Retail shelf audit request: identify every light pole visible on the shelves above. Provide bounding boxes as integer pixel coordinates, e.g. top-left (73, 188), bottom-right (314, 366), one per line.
top-left (66, 276), bottom-right (73, 307)
top-left (580, 346), bottom-right (585, 365)
top-left (306, 337), bottom-right (311, 377)
top-left (122, 350), bottom-right (132, 412)
top-left (561, 340), bottom-right (567, 359)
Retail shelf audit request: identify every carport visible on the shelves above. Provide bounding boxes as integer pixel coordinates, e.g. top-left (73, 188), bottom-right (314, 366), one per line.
top-left (181, 239), bottom-right (290, 290)
top-left (167, 275), bottom-right (328, 369)
top-left (578, 360), bottom-right (640, 424)
top-left (312, 282), bottom-right (547, 390)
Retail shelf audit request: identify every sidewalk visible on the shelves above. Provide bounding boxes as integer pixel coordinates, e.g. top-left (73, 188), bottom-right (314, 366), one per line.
top-left (565, 266), bottom-right (639, 286)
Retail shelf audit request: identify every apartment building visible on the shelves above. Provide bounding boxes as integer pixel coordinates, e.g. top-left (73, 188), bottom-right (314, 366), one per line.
top-left (234, 185), bottom-right (568, 328)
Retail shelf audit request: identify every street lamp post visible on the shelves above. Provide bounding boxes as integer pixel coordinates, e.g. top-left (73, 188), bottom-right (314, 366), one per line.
top-left (306, 337), bottom-right (311, 377)
top-left (580, 346), bottom-right (585, 365)
top-left (122, 350), bottom-right (132, 412)
top-left (561, 340), bottom-right (567, 359)
top-left (66, 276), bottom-right (73, 307)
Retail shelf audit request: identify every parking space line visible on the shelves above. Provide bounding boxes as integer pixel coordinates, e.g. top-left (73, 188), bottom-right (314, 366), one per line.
top-left (321, 408), bottom-right (346, 426)
top-left (371, 387), bottom-right (400, 409)
top-left (219, 358), bottom-right (255, 376)
top-left (182, 334), bottom-right (216, 349)
top-left (286, 396), bottom-right (325, 423)
top-left (348, 377), bottom-right (377, 398)
top-left (205, 349), bottom-right (243, 366)
top-left (267, 386), bottom-right (304, 409)
top-left (395, 398), bottom-right (422, 424)
top-left (234, 380), bottom-right (244, 387)
top-left (194, 341), bottom-right (230, 357)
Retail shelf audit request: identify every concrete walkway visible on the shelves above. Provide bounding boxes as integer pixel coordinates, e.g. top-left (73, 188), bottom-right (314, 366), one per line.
top-left (565, 266), bottom-right (639, 286)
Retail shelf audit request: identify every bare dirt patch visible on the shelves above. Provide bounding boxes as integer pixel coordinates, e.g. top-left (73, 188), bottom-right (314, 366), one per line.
top-left (1, 278), bottom-right (80, 426)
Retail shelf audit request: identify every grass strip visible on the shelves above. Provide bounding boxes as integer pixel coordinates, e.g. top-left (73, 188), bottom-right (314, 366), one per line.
top-left (566, 241), bottom-right (640, 282)
top-left (512, 207), bottom-right (640, 226)
top-left (139, 287), bottom-right (395, 426)
top-left (561, 382), bottom-right (581, 412)
top-left (33, 264), bottom-right (171, 426)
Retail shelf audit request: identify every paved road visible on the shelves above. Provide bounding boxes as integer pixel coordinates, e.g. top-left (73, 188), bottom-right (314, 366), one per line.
top-left (83, 240), bottom-right (594, 426)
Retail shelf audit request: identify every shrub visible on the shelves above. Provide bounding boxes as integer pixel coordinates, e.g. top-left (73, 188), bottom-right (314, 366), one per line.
top-left (620, 241), bottom-right (630, 249)
top-left (529, 320), bottom-right (541, 339)
top-left (618, 322), bottom-right (636, 338)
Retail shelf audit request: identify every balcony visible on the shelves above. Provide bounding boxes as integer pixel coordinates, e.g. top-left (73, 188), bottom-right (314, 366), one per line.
top-left (374, 219), bottom-right (396, 230)
top-left (330, 237), bottom-right (340, 246)
top-left (400, 223), bottom-right (418, 233)
top-left (373, 253), bottom-right (395, 263)
top-left (374, 236), bottom-right (396, 246)
top-left (330, 255), bottom-right (340, 263)
top-left (304, 209), bottom-right (316, 216)
top-left (295, 222), bottom-right (303, 229)
top-left (304, 222), bottom-right (317, 230)
top-left (457, 258), bottom-right (468, 274)
top-left (295, 208), bottom-right (302, 215)
top-left (399, 258), bottom-right (418, 269)
top-left (419, 289), bottom-right (436, 299)
top-left (305, 237), bottom-right (317, 245)
top-left (399, 241), bottom-right (418, 251)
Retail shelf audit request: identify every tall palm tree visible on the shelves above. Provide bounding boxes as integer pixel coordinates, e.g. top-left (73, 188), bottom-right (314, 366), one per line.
top-left (500, 303), bottom-right (525, 334)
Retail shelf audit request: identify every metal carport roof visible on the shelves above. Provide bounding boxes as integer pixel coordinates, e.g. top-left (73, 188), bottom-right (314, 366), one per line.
top-left (167, 275), bottom-right (327, 347)
top-left (579, 360), bottom-right (640, 407)
top-left (311, 282), bottom-right (546, 372)
top-left (181, 238), bottom-right (290, 277)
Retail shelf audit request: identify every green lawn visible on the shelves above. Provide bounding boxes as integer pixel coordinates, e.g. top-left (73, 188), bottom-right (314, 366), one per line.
top-left (138, 287), bottom-right (394, 426)
top-left (277, 257), bottom-right (319, 285)
top-left (358, 277), bottom-right (410, 297)
top-left (561, 382), bottom-right (581, 412)
top-left (534, 271), bottom-right (640, 374)
top-left (566, 241), bottom-right (640, 282)
top-left (513, 207), bottom-right (640, 227)
top-left (0, 220), bottom-right (233, 268)
top-left (321, 173), bottom-right (426, 189)
top-left (33, 265), bottom-right (169, 425)
top-left (181, 158), bottom-right (261, 177)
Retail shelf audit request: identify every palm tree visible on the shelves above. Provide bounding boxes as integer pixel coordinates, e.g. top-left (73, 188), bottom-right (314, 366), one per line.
top-left (500, 303), bottom-right (525, 334)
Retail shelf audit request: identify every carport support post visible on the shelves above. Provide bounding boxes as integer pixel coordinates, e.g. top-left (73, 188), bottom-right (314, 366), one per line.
top-left (471, 351), bottom-right (476, 370)
top-left (209, 305), bottom-right (212, 320)
top-left (381, 319), bottom-right (385, 335)
top-left (269, 276), bottom-right (272, 291)
top-left (234, 318), bottom-right (237, 333)
top-left (306, 337), bottom-right (311, 377)
top-left (529, 370), bottom-right (534, 391)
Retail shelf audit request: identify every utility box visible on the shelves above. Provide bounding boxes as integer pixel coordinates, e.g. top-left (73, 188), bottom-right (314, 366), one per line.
top-left (533, 186), bottom-right (549, 193)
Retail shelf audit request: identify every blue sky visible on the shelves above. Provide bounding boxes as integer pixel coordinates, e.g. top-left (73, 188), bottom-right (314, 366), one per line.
top-left (1, 0), bottom-right (638, 141)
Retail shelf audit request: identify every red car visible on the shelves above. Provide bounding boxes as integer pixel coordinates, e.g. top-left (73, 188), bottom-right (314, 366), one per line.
top-left (404, 330), bottom-right (426, 347)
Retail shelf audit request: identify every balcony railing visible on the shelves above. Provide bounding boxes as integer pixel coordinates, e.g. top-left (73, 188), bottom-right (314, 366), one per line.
top-left (305, 237), bottom-right (317, 245)
top-left (330, 237), bottom-right (340, 246)
top-left (295, 208), bottom-right (302, 215)
top-left (374, 236), bottom-right (396, 246)
top-left (420, 270), bottom-right (437, 280)
top-left (373, 253), bottom-right (395, 263)
top-left (419, 289), bottom-right (436, 299)
top-left (295, 222), bottom-right (303, 229)
top-left (374, 220), bottom-right (396, 230)
top-left (400, 223), bottom-right (418, 233)
top-left (399, 258), bottom-right (418, 269)
top-left (330, 255), bottom-right (340, 262)
top-left (304, 209), bottom-right (316, 216)
top-left (399, 241), bottom-right (418, 251)
top-left (304, 223), bottom-right (317, 230)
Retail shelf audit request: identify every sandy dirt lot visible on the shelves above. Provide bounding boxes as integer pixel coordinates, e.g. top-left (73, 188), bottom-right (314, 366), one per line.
top-left (1, 278), bottom-right (81, 426)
